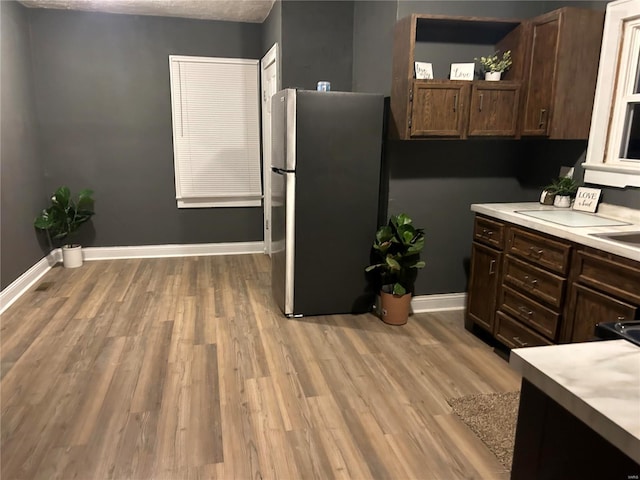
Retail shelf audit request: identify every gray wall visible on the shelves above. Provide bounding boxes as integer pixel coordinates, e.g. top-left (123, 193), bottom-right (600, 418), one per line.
top-left (28, 9), bottom-right (264, 248)
top-left (280, 1), bottom-right (355, 91)
top-left (262, 0), bottom-right (282, 53)
top-left (352, 1), bottom-right (397, 95)
top-left (262, 0), bottom-right (282, 65)
top-left (1, 1), bottom-right (47, 289)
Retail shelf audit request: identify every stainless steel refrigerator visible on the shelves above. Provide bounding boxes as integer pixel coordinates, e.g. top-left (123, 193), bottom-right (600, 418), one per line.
top-left (271, 89), bottom-right (385, 317)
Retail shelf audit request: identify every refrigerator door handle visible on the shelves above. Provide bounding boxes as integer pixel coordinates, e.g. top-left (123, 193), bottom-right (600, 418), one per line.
top-left (284, 172), bottom-right (296, 315)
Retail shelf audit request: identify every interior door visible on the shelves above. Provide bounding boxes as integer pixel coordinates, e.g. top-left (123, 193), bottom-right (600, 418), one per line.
top-left (261, 43), bottom-right (280, 256)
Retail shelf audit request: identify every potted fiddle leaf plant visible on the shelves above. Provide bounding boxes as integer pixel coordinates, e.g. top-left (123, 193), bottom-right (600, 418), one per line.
top-left (34, 186), bottom-right (95, 268)
top-left (545, 176), bottom-right (578, 208)
top-left (365, 213), bottom-right (426, 325)
top-left (475, 50), bottom-right (512, 81)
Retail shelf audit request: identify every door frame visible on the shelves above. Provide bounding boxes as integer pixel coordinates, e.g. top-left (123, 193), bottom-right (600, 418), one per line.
top-left (260, 42), bottom-right (280, 256)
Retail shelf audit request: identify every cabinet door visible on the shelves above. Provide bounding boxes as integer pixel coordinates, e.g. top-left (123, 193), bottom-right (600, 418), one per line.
top-left (467, 242), bottom-right (502, 333)
top-left (468, 82), bottom-right (520, 136)
top-left (521, 14), bottom-right (559, 136)
top-left (410, 81), bottom-right (469, 137)
top-left (564, 283), bottom-right (637, 343)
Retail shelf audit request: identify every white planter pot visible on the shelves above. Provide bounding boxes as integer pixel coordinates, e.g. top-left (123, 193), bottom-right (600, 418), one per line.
top-left (485, 71), bottom-right (502, 81)
top-left (553, 195), bottom-right (572, 208)
top-left (62, 244), bottom-right (83, 268)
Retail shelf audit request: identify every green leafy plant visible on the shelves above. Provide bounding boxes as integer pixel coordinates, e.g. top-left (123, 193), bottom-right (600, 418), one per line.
top-left (475, 50), bottom-right (513, 73)
top-left (365, 213), bottom-right (426, 296)
top-left (34, 186), bottom-right (95, 245)
top-left (544, 177), bottom-right (578, 197)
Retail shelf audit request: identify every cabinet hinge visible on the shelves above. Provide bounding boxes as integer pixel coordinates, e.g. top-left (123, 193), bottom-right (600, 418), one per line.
top-left (408, 117), bottom-right (412, 128)
top-left (409, 89), bottom-right (413, 102)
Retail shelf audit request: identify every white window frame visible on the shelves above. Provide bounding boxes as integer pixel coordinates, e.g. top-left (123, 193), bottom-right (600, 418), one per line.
top-left (169, 55), bottom-right (262, 208)
top-left (584, 0), bottom-right (640, 188)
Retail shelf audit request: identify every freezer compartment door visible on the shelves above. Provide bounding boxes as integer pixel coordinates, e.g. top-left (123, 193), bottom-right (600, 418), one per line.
top-left (271, 170), bottom-right (295, 315)
top-left (271, 89), bottom-right (296, 171)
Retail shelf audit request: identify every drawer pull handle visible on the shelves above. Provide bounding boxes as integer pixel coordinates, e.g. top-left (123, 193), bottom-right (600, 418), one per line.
top-left (454, 94), bottom-right (458, 112)
top-left (513, 336), bottom-right (529, 347)
top-left (489, 259), bottom-right (496, 275)
top-left (522, 275), bottom-right (538, 288)
top-left (528, 246), bottom-right (544, 256)
top-left (479, 93), bottom-right (484, 112)
top-left (518, 306), bottom-right (533, 316)
top-left (482, 229), bottom-right (494, 237)
top-left (538, 108), bottom-right (547, 128)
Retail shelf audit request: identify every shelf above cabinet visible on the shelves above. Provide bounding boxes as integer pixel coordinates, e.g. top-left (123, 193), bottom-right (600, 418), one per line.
top-left (414, 14), bottom-right (521, 44)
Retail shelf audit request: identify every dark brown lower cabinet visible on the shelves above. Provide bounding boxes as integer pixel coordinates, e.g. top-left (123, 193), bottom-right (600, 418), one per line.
top-left (563, 283), bottom-right (637, 343)
top-left (467, 242), bottom-right (501, 333)
top-left (467, 215), bottom-right (640, 349)
top-left (511, 380), bottom-right (640, 480)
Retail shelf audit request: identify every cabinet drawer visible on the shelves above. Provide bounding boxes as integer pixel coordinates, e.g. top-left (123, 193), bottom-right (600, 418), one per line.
top-left (473, 216), bottom-right (505, 249)
top-left (499, 285), bottom-right (559, 340)
top-left (507, 227), bottom-right (572, 274)
top-left (503, 255), bottom-right (566, 308)
top-left (495, 311), bottom-right (553, 349)
top-left (573, 249), bottom-right (640, 305)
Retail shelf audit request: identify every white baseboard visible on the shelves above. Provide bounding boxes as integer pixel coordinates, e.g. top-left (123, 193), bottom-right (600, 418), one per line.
top-left (83, 241), bottom-right (264, 261)
top-left (411, 293), bottom-right (467, 313)
top-left (0, 250), bottom-right (59, 315)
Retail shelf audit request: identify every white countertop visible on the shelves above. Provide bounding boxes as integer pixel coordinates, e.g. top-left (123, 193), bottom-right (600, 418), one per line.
top-left (471, 202), bottom-right (640, 262)
top-left (510, 340), bottom-right (640, 464)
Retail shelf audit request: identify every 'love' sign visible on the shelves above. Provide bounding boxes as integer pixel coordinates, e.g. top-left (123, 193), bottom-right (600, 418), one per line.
top-left (573, 187), bottom-right (602, 213)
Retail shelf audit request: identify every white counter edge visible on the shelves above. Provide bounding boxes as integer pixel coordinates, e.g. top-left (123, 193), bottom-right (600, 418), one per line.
top-left (510, 341), bottom-right (640, 465)
top-left (471, 202), bottom-right (639, 262)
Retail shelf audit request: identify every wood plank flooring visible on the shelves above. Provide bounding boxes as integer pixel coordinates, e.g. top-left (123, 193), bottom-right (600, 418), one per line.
top-left (1, 255), bottom-right (521, 479)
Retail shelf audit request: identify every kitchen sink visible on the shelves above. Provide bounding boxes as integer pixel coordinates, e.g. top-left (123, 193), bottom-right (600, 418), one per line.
top-left (589, 231), bottom-right (640, 247)
top-left (595, 321), bottom-right (640, 347)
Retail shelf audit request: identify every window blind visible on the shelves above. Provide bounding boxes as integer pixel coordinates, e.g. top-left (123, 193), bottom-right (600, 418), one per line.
top-left (169, 55), bottom-right (262, 208)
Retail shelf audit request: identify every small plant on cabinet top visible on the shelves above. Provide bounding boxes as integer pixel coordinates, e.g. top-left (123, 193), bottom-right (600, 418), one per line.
top-left (34, 186), bottom-right (95, 246)
top-left (365, 213), bottom-right (426, 296)
top-left (544, 177), bottom-right (579, 197)
top-left (475, 50), bottom-right (512, 73)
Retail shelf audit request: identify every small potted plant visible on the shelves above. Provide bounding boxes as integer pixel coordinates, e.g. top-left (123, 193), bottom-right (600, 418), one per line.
top-left (544, 177), bottom-right (578, 208)
top-left (475, 50), bottom-right (512, 81)
top-left (365, 213), bottom-right (425, 325)
top-left (34, 186), bottom-right (95, 268)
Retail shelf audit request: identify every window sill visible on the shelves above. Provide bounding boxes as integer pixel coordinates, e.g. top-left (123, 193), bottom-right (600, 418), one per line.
top-left (582, 163), bottom-right (640, 188)
top-left (177, 197), bottom-right (262, 208)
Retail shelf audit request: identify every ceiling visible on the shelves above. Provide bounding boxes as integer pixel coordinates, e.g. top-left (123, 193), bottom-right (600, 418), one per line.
top-left (18, 0), bottom-right (276, 23)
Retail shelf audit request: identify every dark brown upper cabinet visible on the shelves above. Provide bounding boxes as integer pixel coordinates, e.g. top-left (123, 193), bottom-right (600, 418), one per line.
top-left (468, 82), bottom-right (520, 137)
top-left (410, 81), bottom-right (470, 137)
top-left (499, 8), bottom-right (605, 139)
top-left (409, 80), bottom-right (521, 138)
top-left (391, 8), bottom-right (605, 141)
top-left (391, 14), bottom-right (522, 140)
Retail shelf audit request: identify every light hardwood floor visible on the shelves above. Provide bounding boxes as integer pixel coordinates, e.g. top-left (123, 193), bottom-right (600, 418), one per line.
top-left (1, 255), bottom-right (520, 479)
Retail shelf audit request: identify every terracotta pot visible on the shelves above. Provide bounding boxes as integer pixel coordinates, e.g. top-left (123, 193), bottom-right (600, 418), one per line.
top-left (379, 290), bottom-right (412, 325)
